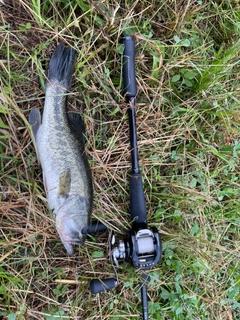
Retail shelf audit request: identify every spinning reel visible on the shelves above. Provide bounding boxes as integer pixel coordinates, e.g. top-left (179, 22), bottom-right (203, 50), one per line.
top-left (89, 36), bottom-right (162, 320)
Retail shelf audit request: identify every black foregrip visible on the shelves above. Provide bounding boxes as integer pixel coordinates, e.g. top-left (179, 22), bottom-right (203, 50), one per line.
top-left (121, 36), bottom-right (137, 98)
top-left (90, 278), bottom-right (117, 294)
top-left (130, 173), bottom-right (147, 227)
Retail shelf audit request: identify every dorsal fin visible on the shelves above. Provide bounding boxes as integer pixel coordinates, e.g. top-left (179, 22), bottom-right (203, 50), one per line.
top-left (67, 112), bottom-right (86, 144)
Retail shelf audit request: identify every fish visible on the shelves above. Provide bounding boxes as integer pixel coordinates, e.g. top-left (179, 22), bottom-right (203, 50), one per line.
top-left (29, 44), bottom-right (93, 255)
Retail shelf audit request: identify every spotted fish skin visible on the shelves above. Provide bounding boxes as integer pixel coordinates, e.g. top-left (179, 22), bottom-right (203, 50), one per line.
top-left (29, 44), bottom-right (93, 255)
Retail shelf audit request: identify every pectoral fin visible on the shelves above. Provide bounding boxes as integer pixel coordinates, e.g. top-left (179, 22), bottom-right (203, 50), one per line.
top-left (58, 170), bottom-right (71, 197)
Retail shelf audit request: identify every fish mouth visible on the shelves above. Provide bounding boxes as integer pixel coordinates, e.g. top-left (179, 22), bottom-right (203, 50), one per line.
top-left (60, 235), bottom-right (85, 256)
top-left (55, 210), bottom-right (88, 254)
top-left (62, 242), bottom-right (74, 256)
top-left (65, 237), bottom-right (84, 246)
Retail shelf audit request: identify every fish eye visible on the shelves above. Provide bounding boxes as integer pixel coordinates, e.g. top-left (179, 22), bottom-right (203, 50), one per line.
top-left (81, 226), bottom-right (88, 235)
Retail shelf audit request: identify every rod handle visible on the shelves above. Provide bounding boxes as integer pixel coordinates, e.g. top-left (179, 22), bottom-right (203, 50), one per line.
top-left (90, 278), bottom-right (117, 294)
top-left (130, 173), bottom-right (147, 228)
top-left (121, 36), bottom-right (137, 98)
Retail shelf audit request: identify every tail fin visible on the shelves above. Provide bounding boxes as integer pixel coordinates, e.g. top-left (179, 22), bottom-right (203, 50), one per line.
top-left (47, 44), bottom-right (76, 90)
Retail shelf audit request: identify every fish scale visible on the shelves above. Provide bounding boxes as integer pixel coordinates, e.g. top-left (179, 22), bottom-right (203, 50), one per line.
top-left (29, 44), bottom-right (93, 255)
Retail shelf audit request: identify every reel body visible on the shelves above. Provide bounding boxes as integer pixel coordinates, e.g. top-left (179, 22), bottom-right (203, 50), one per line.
top-left (112, 228), bottom-right (161, 269)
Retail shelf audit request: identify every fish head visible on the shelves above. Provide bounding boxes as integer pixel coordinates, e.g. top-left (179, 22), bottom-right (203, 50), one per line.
top-left (55, 195), bottom-right (91, 255)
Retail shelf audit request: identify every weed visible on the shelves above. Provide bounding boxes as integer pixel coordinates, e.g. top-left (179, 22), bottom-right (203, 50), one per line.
top-left (0, 0), bottom-right (240, 319)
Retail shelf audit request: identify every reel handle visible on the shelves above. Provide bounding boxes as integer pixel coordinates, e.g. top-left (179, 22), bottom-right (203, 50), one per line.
top-left (90, 278), bottom-right (118, 294)
top-left (87, 221), bottom-right (107, 234)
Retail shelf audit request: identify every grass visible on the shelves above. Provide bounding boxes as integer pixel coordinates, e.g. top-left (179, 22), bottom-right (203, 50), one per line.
top-left (0, 0), bottom-right (240, 319)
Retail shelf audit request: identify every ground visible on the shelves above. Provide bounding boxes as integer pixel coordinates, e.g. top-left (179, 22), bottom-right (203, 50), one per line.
top-left (0, 1), bottom-right (240, 319)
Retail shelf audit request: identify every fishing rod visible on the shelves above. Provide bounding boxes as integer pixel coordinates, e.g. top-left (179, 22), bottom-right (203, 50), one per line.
top-left (89, 36), bottom-right (162, 320)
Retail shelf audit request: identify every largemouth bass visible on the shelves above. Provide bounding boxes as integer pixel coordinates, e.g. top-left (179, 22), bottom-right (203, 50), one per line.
top-left (29, 44), bottom-right (93, 255)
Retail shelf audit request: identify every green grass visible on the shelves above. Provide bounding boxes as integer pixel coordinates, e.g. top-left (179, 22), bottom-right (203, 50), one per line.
top-left (1, 0), bottom-right (240, 319)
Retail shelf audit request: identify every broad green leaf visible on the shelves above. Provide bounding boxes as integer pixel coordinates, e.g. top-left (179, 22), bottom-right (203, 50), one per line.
top-left (171, 74), bottom-right (181, 83)
top-left (92, 251), bottom-right (104, 258)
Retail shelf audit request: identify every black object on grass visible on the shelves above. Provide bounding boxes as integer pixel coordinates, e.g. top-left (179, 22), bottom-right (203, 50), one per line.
top-left (90, 36), bottom-right (162, 320)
